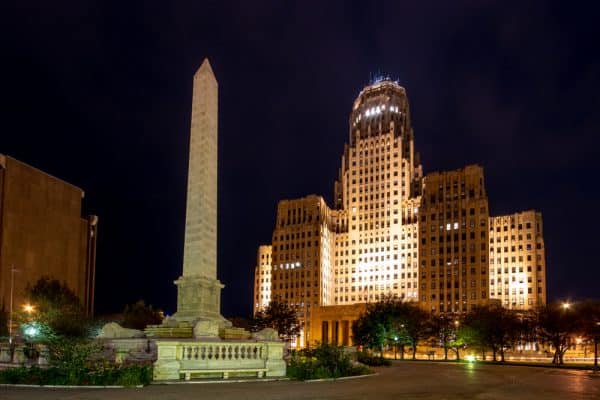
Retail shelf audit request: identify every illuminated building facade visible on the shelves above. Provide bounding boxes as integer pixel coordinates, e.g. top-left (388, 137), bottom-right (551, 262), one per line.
top-left (253, 79), bottom-right (547, 346)
top-left (418, 165), bottom-right (490, 314)
top-left (0, 154), bottom-right (97, 316)
top-left (253, 245), bottom-right (273, 314)
top-left (488, 211), bottom-right (546, 309)
top-left (332, 81), bottom-right (423, 307)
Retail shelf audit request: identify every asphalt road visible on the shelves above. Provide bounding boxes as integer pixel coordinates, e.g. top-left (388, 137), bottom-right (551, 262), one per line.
top-left (2, 361), bottom-right (599, 400)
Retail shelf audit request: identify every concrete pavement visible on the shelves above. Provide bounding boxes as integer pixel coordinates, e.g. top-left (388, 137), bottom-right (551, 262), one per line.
top-left (1, 361), bottom-right (599, 400)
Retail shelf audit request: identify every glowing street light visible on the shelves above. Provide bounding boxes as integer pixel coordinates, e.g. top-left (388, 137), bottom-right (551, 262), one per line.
top-left (561, 302), bottom-right (571, 310)
top-left (23, 304), bottom-right (35, 314)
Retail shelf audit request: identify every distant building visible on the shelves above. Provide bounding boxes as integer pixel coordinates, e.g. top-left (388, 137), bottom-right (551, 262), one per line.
top-left (253, 245), bottom-right (272, 314)
top-left (488, 211), bottom-right (546, 309)
top-left (253, 79), bottom-right (548, 347)
top-left (0, 154), bottom-right (97, 316)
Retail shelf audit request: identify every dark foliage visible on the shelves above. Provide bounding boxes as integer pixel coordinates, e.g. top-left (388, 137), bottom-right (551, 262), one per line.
top-left (121, 300), bottom-right (163, 330)
top-left (287, 343), bottom-right (370, 380)
top-left (250, 298), bottom-right (301, 341)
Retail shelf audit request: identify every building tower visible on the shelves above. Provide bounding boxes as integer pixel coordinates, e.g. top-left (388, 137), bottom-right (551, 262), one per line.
top-left (332, 80), bottom-right (423, 306)
top-left (253, 245), bottom-right (273, 314)
top-left (418, 165), bottom-right (490, 314)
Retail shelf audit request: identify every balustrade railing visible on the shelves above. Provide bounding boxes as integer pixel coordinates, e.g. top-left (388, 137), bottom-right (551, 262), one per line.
top-left (179, 343), bottom-right (266, 362)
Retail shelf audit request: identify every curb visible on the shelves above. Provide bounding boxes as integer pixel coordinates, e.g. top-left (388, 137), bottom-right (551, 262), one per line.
top-left (0, 384), bottom-right (144, 389)
top-left (153, 377), bottom-right (290, 385)
top-left (303, 372), bottom-right (378, 383)
top-left (391, 359), bottom-right (597, 371)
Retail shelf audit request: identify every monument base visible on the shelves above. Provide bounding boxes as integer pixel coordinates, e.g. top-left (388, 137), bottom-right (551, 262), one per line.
top-left (170, 275), bottom-right (231, 336)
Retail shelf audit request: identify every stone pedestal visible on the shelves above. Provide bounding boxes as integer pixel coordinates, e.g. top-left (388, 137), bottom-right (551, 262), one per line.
top-left (12, 346), bottom-right (26, 364)
top-left (38, 345), bottom-right (49, 366)
top-left (172, 275), bottom-right (231, 331)
top-left (0, 345), bottom-right (11, 363)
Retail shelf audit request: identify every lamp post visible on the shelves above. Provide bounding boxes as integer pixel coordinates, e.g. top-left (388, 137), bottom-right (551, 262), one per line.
top-left (8, 265), bottom-right (18, 345)
top-left (594, 321), bottom-right (600, 373)
top-left (394, 336), bottom-right (398, 360)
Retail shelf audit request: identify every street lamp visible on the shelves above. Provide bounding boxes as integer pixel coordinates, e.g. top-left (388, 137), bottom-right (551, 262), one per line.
top-left (594, 321), bottom-right (600, 373)
top-left (23, 304), bottom-right (35, 314)
top-left (394, 336), bottom-right (398, 360)
top-left (8, 265), bottom-right (18, 345)
top-left (561, 302), bottom-right (571, 310)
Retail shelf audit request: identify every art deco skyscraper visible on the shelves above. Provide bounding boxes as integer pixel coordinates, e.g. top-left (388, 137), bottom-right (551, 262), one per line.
top-left (332, 80), bottom-right (423, 305)
top-left (254, 77), bottom-right (548, 347)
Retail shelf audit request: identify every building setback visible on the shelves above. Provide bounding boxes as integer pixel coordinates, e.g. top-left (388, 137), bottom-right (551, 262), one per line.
top-left (488, 211), bottom-right (547, 309)
top-left (418, 165), bottom-right (490, 314)
top-left (0, 154), bottom-right (97, 315)
top-left (253, 244), bottom-right (273, 314)
top-left (253, 79), bottom-right (548, 347)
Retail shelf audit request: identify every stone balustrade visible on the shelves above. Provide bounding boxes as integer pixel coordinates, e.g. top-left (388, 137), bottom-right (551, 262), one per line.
top-left (153, 339), bottom-right (286, 380)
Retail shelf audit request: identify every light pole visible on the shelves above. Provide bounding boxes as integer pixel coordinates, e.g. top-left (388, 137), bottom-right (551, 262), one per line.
top-left (594, 321), bottom-right (600, 373)
top-left (8, 265), bottom-right (18, 345)
top-left (394, 336), bottom-right (398, 360)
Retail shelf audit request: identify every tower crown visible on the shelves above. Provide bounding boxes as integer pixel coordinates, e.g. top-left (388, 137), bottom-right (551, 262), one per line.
top-left (349, 79), bottom-right (412, 145)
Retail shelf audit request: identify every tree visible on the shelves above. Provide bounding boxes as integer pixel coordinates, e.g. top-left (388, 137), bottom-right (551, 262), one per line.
top-left (429, 315), bottom-right (460, 360)
top-left (578, 301), bottom-right (600, 371)
top-left (352, 295), bottom-right (403, 356)
top-left (23, 277), bottom-right (90, 339)
top-left (250, 298), bottom-right (301, 342)
top-left (121, 300), bottom-right (163, 330)
top-left (455, 324), bottom-right (485, 360)
top-left (397, 303), bottom-right (430, 360)
top-left (352, 296), bottom-right (430, 359)
top-left (536, 302), bottom-right (581, 365)
top-left (462, 304), bottom-right (520, 362)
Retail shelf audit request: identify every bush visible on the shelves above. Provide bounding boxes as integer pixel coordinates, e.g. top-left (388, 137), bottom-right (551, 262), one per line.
top-left (287, 343), bottom-right (371, 380)
top-left (0, 338), bottom-right (152, 386)
top-left (0, 363), bottom-right (153, 386)
top-left (356, 351), bottom-right (392, 367)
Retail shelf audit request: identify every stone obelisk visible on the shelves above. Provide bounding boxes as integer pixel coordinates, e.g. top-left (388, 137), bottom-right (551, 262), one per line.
top-left (173, 59), bottom-right (229, 331)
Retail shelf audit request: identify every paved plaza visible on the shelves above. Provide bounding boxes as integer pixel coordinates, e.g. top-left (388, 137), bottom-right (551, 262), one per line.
top-left (1, 362), bottom-right (599, 400)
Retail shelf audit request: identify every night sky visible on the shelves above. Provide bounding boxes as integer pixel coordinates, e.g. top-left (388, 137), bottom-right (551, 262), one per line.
top-left (3, 1), bottom-right (599, 318)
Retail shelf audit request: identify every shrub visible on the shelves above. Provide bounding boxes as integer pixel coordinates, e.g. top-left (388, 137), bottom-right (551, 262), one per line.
top-left (0, 363), bottom-right (153, 386)
top-left (356, 351), bottom-right (392, 367)
top-left (287, 343), bottom-right (371, 380)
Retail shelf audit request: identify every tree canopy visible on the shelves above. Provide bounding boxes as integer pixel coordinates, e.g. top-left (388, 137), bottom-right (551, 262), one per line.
top-left (23, 277), bottom-right (90, 339)
top-left (121, 300), bottom-right (163, 330)
top-left (250, 298), bottom-right (301, 341)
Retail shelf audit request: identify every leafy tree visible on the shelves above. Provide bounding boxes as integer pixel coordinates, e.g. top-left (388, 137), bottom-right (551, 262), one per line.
top-left (577, 300), bottom-right (600, 370)
top-left (121, 300), bottom-right (163, 330)
top-left (429, 315), bottom-right (460, 360)
top-left (454, 324), bottom-right (485, 360)
top-left (536, 302), bottom-right (581, 365)
top-left (24, 277), bottom-right (90, 339)
top-left (352, 313), bottom-right (388, 356)
top-left (462, 304), bottom-right (520, 362)
top-left (352, 295), bottom-right (401, 356)
top-left (398, 303), bottom-right (430, 360)
top-left (352, 295), bottom-right (430, 359)
top-left (250, 298), bottom-right (301, 342)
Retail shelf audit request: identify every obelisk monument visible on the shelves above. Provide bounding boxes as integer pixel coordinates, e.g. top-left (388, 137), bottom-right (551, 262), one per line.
top-left (173, 58), bottom-right (229, 330)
